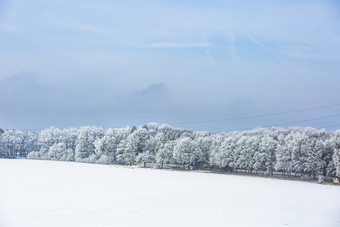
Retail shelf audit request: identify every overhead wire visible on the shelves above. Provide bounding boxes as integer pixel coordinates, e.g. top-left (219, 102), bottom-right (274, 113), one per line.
top-left (2, 102), bottom-right (340, 120)
top-left (213, 113), bottom-right (340, 133)
top-left (2, 102), bottom-right (340, 132)
top-left (168, 103), bottom-right (340, 125)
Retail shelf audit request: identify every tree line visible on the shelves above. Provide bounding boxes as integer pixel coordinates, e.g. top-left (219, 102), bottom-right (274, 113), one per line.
top-left (0, 124), bottom-right (340, 179)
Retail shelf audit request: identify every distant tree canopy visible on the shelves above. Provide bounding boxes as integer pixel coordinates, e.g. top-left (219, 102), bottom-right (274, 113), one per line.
top-left (1, 124), bottom-right (340, 178)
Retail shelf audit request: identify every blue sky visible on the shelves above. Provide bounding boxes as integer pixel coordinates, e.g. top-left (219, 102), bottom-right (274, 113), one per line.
top-left (0, 0), bottom-right (340, 132)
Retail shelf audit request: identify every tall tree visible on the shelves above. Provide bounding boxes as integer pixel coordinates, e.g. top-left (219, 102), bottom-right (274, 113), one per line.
top-left (173, 137), bottom-right (203, 169)
top-left (75, 126), bottom-right (103, 162)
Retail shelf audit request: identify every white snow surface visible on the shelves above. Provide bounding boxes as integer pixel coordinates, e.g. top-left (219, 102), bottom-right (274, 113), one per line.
top-left (0, 159), bottom-right (339, 227)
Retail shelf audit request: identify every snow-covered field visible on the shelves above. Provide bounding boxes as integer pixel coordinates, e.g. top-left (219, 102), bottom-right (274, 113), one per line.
top-left (0, 159), bottom-right (339, 227)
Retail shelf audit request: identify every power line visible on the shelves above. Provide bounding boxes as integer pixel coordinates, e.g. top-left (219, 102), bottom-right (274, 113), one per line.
top-left (3, 103), bottom-right (340, 132)
top-left (216, 113), bottom-right (340, 133)
top-left (2, 102), bottom-right (340, 121)
top-left (318, 123), bottom-right (340, 130)
top-left (3, 116), bottom-right (340, 133)
top-left (168, 103), bottom-right (340, 125)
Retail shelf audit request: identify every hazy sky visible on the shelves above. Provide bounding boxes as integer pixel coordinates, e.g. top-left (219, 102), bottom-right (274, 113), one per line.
top-left (1, 0), bottom-right (340, 132)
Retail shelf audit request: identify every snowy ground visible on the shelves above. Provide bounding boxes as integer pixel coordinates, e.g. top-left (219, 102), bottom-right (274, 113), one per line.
top-left (0, 159), bottom-right (339, 227)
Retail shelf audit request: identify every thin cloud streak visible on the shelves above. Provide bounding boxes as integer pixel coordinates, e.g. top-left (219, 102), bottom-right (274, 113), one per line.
top-left (202, 35), bottom-right (216, 66)
top-left (229, 31), bottom-right (242, 66)
top-left (141, 41), bottom-right (213, 48)
top-left (240, 29), bottom-right (283, 62)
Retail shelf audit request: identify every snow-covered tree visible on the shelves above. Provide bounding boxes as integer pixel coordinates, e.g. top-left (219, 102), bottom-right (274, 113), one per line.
top-left (255, 134), bottom-right (277, 175)
top-left (0, 129), bottom-right (26, 157)
top-left (173, 137), bottom-right (203, 169)
top-left (275, 132), bottom-right (293, 175)
top-left (129, 126), bottom-right (150, 154)
top-left (209, 134), bottom-right (226, 167)
top-left (136, 151), bottom-right (155, 167)
top-left (48, 142), bottom-right (73, 161)
top-left (94, 128), bottom-right (120, 164)
top-left (63, 128), bottom-right (79, 151)
top-left (25, 131), bottom-right (40, 156)
top-left (116, 139), bottom-right (135, 165)
top-left (330, 130), bottom-right (340, 177)
top-left (75, 126), bottom-right (103, 163)
top-left (38, 127), bottom-right (63, 159)
top-left (210, 134), bottom-right (237, 171)
top-left (2, 124), bottom-right (340, 180)
top-left (195, 132), bottom-right (213, 165)
top-left (155, 141), bottom-right (175, 168)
